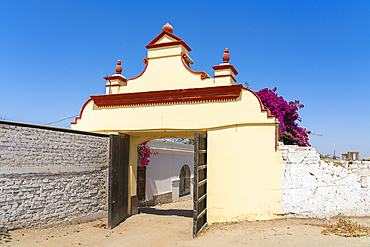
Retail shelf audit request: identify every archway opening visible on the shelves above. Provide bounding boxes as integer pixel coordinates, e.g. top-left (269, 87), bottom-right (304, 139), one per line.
top-left (136, 138), bottom-right (194, 206)
top-left (179, 164), bottom-right (191, 198)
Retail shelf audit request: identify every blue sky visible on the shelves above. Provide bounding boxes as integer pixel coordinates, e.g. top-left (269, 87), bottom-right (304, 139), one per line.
top-left (1, 1), bottom-right (369, 158)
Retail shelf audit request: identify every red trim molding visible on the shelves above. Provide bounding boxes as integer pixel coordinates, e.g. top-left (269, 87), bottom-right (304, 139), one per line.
top-left (71, 98), bottom-right (92, 125)
top-left (146, 31), bottom-right (191, 51)
top-left (147, 30), bottom-right (182, 45)
top-left (275, 122), bottom-right (278, 150)
top-left (212, 64), bottom-right (238, 75)
top-left (214, 74), bottom-right (237, 83)
top-left (242, 87), bottom-right (275, 119)
top-left (127, 57), bottom-right (149, 81)
top-left (181, 53), bottom-right (208, 80)
top-left (105, 84), bottom-right (120, 87)
top-left (90, 84), bottom-right (243, 107)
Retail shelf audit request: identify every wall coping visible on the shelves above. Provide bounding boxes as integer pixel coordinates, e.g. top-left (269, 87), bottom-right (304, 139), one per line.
top-left (0, 120), bottom-right (109, 137)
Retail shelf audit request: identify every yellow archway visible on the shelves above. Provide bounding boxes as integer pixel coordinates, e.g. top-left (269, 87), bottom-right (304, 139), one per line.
top-left (72, 24), bottom-right (283, 224)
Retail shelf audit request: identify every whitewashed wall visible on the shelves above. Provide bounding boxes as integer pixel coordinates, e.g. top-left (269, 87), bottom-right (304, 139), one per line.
top-left (279, 143), bottom-right (370, 218)
top-left (140, 140), bottom-right (194, 203)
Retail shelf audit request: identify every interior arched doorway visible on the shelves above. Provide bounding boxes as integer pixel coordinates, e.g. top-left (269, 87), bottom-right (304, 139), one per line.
top-left (179, 164), bottom-right (191, 197)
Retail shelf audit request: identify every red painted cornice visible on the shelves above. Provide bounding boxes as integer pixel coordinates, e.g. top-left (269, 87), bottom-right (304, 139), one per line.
top-left (72, 84), bottom-right (275, 125)
top-left (90, 84), bottom-right (243, 107)
top-left (212, 64), bottom-right (238, 76)
top-left (146, 31), bottom-right (191, 51)
top-left (103, 75), bottom-right (127, 82)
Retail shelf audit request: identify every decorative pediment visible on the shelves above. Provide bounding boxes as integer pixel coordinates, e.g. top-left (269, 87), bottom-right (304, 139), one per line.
top-left (146, 23), bottom-right (191, 51)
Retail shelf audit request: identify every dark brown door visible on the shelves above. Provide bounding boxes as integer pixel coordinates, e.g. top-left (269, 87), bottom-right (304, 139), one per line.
top-left (137, 166), bottom-right (146, 201)
top-left (108, 134), bottom-right (130, 229)
top-left (193, 132), bottom-right (207, 237)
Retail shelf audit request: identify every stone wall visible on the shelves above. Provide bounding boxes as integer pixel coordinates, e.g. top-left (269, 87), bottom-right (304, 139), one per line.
top-left (279, 143), bottom-right (370, 218)
top-left (138, 192), bottom-right (173, 207)
top-left (0, 121), bottom-right (109, 229)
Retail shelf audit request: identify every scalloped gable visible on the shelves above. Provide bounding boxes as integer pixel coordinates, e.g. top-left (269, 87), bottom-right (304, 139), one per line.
top-left (145, 30), bottom-right (191, 51)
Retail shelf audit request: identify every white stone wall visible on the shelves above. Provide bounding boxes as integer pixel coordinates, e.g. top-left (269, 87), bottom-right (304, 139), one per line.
top-left (279, 143), bottom-right (370, 218)
top-left (0, 121), bottom-right (109, 229)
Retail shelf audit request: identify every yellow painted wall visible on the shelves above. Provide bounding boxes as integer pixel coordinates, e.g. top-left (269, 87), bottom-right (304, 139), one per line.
top-left (119, 53), bottom-right (214, 94)
top-left (207, 126), bottom-right (283, 223)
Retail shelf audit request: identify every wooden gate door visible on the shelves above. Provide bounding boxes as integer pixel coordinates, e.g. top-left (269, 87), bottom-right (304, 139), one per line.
top-left (193, 132), bottom-right (207, 237)
top-left (108, 134), bottom-right (130, 229)
top-left (137, 166), bottom-right (146, 201)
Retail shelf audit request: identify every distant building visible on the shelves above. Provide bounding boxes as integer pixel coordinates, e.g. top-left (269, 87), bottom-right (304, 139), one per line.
top-left (342, 151), bottom-right (360, 160)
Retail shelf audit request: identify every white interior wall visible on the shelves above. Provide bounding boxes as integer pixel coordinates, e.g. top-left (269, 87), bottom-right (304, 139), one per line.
top-left (139, 140), bottom-right (194, 202)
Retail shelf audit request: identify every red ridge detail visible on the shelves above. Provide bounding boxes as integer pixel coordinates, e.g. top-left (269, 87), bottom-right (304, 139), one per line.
top-left (71, 98), bottom-right (92, 125)
top-left (242, 87), bottom-right (275, 118)
top-left (146, 41), bottom-right (191, 51)
top-left (181, 53), bottom-right (208, 80)
top-left (90, 84), bottom-right (243, 107)
top-left (212, 64), bottom-right (238, 75)
top-left (147, 30), bottom-right (182, 44)
top-left (127, 57), bottom-right (149, 81)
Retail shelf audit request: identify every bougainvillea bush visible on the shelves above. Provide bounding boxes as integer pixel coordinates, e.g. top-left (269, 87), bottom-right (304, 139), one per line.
top-left (256, 87), bottom-right (311, 146)
top-left (137, 141), bottom-right (158, 167)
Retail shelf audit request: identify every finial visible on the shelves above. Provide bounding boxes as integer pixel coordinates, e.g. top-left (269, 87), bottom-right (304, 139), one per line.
top-left (162, 23), bottom-right (174, 34)
top-left (223, 48), bottom-right (230, 63)
top-left (115, 60), bottom-right (122, 74)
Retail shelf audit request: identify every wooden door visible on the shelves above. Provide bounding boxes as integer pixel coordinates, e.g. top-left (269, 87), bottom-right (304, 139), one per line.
top-left (193, 132), bottom-right (207, 237)
top-left (137, 166), bottom-right (146, 201)
top-left (108, 134), bottom-right (130, 229)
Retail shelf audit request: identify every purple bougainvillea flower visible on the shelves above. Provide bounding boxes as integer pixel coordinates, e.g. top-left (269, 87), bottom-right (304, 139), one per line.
top-left (256, 88), bottom-right (310, 147)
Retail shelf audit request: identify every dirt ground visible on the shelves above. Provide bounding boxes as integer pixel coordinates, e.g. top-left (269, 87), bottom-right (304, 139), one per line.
top-left (2, 197), bottom-right (370, 247)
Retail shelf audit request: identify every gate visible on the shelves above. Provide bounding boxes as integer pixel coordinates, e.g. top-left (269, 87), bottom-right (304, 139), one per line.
top-left (108, 134), bottom-right (130, 229)
top-left (193, 132), bottom-right (207, 237)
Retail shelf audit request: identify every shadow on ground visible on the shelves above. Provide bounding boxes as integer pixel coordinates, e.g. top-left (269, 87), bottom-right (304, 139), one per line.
top-left (139, 208), bottom-right (192, 218)
top-left (0, 230), bottom-right (12, 244)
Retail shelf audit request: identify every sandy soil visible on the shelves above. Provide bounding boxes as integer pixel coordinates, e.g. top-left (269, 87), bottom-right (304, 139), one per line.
top-left (2, 197), bottom-right (370, 247)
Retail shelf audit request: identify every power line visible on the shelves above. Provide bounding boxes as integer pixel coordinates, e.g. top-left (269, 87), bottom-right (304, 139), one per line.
top-left (43, 114), bottom-right (79, 125)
